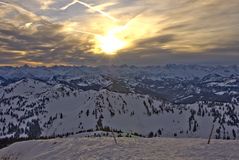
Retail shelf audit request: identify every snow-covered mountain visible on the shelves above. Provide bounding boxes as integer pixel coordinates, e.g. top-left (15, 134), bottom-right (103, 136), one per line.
top-left (0, 65), bottom-right (239, 140)
top-left (0, 65), bottom-right (238, 103)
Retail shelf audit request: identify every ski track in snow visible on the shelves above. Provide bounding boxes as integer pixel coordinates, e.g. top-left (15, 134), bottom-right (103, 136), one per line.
top-left (0, 137), bottom-right (239, 160)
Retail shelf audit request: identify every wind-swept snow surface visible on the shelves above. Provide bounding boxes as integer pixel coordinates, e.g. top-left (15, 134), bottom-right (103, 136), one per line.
top-left (0, 137), bottom-right (239, 160)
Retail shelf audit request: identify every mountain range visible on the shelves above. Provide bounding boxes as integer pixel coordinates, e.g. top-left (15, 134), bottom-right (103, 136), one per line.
top-left (0, 65), bottom-right (238, 139)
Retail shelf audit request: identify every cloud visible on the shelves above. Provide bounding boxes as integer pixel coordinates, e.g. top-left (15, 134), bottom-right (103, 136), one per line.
top-left (60, 0), bottom-right (118, 22)
top-left (0, 0), bottom-right (239, 66)
top-left (0, 1), bottom-right (98, 66)
top-left (38, 0), bottom-right (55, 10)
top-left (86, 2), bottom-right (118, 13)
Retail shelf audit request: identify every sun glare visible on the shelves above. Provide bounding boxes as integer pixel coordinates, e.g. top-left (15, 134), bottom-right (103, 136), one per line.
top-left (97, 35), bottom-right (126, 55)
top-left (96, 26), bottom-right (128, 55)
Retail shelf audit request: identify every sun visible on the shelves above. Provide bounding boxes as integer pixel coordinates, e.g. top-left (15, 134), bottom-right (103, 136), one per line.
top-left (96, 26), bottom-right (128, 55)
top-left (97, 35), bottom-right (126, 55)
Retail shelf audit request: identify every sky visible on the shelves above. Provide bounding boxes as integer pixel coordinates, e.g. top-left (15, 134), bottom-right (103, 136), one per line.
top-left (0, 0), bottom-right (239, 66)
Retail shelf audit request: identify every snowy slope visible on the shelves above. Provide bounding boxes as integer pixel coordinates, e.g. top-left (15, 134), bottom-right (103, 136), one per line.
top-left (0, 137), bottom-right (239, 160)
top-left (0, 78), bottom-right (239, 139)
top-left (0, 65), bottom-right (239, 140)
